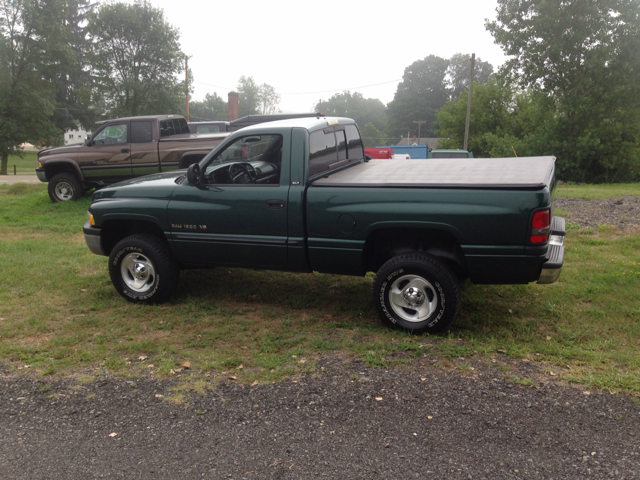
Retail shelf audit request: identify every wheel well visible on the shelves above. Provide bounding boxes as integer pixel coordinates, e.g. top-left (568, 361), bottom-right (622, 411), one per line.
top-left (100, 220), bottom-right (167, 256)
top-left (44, 162), bottom-right (82, 183)
top-left (362, 228), bottom-right (468, 279)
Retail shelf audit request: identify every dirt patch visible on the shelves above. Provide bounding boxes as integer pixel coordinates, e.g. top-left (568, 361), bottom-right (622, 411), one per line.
top-left (0, 231), bottom-right (51, 241)
top-left (555, 196), bottom-right (640, 229)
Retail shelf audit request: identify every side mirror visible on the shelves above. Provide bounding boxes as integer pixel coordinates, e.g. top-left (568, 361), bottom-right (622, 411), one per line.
top-left (187, 163), bottom-right (202, 185)
top-left (84, 136), bottom-right (93, 146)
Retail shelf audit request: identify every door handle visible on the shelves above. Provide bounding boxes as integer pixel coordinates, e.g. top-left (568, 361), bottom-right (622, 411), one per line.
top-left (121, 148), bottom-right (130, 153)
top-left (265, 199), bottom-right (285, 209)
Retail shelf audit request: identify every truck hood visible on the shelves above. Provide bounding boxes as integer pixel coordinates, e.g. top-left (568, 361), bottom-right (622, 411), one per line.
top-left (38, 143), bottom-right (83, 158)
top-left (92, 171), bottom-right (185, 201)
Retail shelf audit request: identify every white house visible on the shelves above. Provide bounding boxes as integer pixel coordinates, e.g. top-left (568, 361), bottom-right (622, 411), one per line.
top-left (64, 127), bottom-right (91, 145)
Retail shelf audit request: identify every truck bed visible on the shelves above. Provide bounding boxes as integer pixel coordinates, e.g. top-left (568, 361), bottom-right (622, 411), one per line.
top-left (313, 157), bottom-right (556, 189)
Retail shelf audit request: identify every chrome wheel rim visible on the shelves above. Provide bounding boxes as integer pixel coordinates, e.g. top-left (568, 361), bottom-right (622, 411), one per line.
top-left (120, 253), bottom-right (156, 293)
top-left (54, 181), bottom-right (75, 201)
top-left (389, 274), bottom-right (438, 323)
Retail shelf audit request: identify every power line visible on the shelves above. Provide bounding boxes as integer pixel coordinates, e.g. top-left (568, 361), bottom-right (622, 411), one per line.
top-left (192, 78), bottom-right (402, 96)
top-left (192, 81), bottom-right (235, 91)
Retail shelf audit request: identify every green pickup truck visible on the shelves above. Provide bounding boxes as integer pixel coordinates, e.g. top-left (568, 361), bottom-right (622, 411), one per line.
top-left (83, 116), bottom-right (565, 333)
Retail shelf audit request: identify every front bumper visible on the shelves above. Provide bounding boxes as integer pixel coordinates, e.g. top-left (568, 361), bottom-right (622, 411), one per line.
top-left (83, 222), bottom-right (105, 256)
top-left (537, 216), bottom-right (565, 284)
top-left (36, 168), bottom-right (47, 182)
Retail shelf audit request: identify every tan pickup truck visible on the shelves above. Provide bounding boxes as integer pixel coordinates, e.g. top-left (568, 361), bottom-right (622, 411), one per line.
top-left (36, 114), bottom-right (228, 202)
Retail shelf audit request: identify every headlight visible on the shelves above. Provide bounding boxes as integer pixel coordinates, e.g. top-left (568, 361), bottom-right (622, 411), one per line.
top-left (88, 212), bottom-right (95, 226)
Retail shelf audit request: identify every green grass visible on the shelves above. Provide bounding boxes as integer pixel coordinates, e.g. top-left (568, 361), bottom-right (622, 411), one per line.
top-left (556, 182), bottom-right (640, 199)
top-left (3, 151), bottom-right (39, 174)
top-left (1, 182), bottom-right (640, 393)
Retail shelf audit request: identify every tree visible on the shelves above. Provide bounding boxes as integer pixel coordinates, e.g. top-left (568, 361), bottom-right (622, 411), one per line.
top-left (386, 55), bottom-right (450, 139)
top-left (486, 0), bottom-right (640, 182)
top-left (361, 123), bottom-right (387, 148)
top-left (236, 76), bottom-right (281, 116)
top-left (189, 92), bottom-right (227, 121)
top-left (237, 76), bottom-right (260, 117)
top-left (0, 0), bottom-right (66, 175)
top-left (446, 53), bottom-right (494, 101)
top-left (314, 91), bottom-right (387, 132)
top-left (87, 0), bottom-right (185, 117)
top-left (437, 79), bottom-right (515, 156)
top-left (258, 83), bottom-right (280, 115)
top-left (436, 79), bottom-right (559, 158)
top-left (45, 0), bottom-right (96, 133)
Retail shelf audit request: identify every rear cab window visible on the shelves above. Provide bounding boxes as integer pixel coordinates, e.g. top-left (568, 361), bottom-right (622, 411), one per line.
top-left (308, 123), bottom-right (364, 179)
top-left (160, 118), bottom-right (190, 137)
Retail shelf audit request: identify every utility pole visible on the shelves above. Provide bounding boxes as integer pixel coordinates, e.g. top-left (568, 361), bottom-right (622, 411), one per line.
top-left (185, 55), bottom-right (191, 121)
top-left (413, 120), bottom-right (426, 143)
top-left (463, 53), bottom-right (475, 151)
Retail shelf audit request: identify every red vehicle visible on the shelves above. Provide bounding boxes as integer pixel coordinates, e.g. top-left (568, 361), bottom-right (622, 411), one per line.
top-left (365, 147), bottom-right (394, 159)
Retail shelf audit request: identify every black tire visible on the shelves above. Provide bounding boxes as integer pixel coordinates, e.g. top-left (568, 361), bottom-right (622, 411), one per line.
top-left (372, 253), bottom-right (461, 334)
top-left (108, 234), bottom-right (179, 303)
top-left (48, 173), bottom-right (83, 202)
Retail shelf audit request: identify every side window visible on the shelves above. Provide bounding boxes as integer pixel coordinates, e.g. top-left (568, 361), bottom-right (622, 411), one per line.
top-left (309, 131), bottom-right (337, 177)
top-left (204, 134), bottom-right (283, 185)
top-left (344, 124), bottom-right (364, 161)
top-left (131, 121), bottom-right (152, 143)
top-left (93, 123), bottom-right (128, 145)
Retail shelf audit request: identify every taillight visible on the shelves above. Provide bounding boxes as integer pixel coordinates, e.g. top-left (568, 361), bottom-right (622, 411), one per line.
top-left (241, 145), bottom-right (249, 158)
top-left (530, 209), bottom-right (550, 243)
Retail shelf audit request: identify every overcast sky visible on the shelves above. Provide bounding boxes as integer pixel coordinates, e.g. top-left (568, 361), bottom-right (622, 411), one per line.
top-left (124, 0), bottom-right (508, 113)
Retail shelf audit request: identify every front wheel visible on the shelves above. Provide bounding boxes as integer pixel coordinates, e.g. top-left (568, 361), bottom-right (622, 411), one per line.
top-left (108, 235), bottom-right (179, 303)
top-left (48, 173), bottom-right (83, 202)
top-left (372, 253), bottom-right (461, 334)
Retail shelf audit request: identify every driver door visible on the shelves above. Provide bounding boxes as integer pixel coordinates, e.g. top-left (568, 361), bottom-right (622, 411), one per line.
top-left (167, 134), bottom-right (290, 269)
top-left (77, 122), bottom-right (132, 183)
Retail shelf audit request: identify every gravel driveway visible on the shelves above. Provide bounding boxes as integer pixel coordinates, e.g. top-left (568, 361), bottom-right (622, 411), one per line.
top-left (554, 196), bottom-right (640, 230)
top-left (2, 358), bottom-right (640, 479)
top-left (0, 174), bottom-right (40, 185)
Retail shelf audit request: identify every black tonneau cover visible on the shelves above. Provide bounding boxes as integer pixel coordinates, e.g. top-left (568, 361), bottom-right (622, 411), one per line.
top-left (313, 156), bottom-right (556, 189)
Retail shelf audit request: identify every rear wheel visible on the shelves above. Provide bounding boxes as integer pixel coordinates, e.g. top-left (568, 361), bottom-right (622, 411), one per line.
top-left (108, 234), bottom-right (179, 303)
top-left (372, 253), bottom-right (461, 334)
top-left (48, 173), bottom-right (82, 202)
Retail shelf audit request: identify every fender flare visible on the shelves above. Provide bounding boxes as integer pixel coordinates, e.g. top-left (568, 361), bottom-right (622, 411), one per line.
top-left (42, 159), bottom-right (85, 183)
